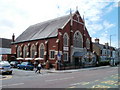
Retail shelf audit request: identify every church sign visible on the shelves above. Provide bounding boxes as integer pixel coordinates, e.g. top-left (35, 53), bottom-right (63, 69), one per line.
top-left (63, 47), bottom-right (69, 51)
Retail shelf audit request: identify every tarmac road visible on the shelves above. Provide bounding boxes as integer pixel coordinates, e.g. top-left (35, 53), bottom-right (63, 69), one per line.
top-left (1, 66), bottom-right (119, 89)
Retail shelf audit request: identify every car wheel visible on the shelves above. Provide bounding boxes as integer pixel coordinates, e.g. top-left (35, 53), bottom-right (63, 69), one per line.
top-left (30, 69), bottom-right (33, 71)
top-left (9, 71), bottom-right (12, 75)
top-left (24, 68), bottom-right (27, 70)
top-left (17, 67), bottom-right (20, 69)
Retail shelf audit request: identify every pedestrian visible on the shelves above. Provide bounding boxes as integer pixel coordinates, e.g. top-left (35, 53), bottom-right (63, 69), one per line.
top-left (96, 61), bottom-right (99, 67)
top-left (34, 61), bottom-right (38, 68)
top-left (35, 63), bottom-right (42, 74)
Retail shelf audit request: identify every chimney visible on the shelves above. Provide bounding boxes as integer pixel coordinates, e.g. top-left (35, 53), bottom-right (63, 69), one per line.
top-left (12, 33), bottom-right (15, 42)
top-left (95, 38), bottom-right (99, 44)
top-left (105, 43), bottom-right (109, 46)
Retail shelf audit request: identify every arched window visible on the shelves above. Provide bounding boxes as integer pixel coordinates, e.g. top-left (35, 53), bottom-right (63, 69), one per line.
top-left (39, 43), bottom-right (44, 58)
top-left (86, 38), bottom-right (90, 49)
top-left (30, 44), bottom-right (36, 58)
top-left (63, 33), bottom-right (69, 46)
top-left (17, 46), bottom-right (21, 58)
top-left (23, 45), bottom-right (28, 58)
top-left (73, 31), bottom-right (83, 48)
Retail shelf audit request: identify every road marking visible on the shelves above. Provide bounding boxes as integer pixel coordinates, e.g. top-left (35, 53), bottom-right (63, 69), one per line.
top-left (69, 74), bottom-right (118, 88)
top-left (46, 77), bottom-right (74, 82)
top-left (92, 85), bottom-right (111, 88)
top-left (81, 82), bottom-right (90, 85)
top-left (94, 80), bottom-right (99, 82)
top-left (71, 82), bottom-right (90, 86)
top-left (113, 76), bottom-right (118, 79)
top-left (70, 82), bottom-right (81, 86)
top-left (101, 80), bottom-right (118, 86)
top-left (0, 75), bottom-right (12, 80)
top-left (0, 83), bottom-right (24, 87)
top-left (68, 86), bottom-right (76, 88)
top-left (70, 80), bottom-right (100, 86)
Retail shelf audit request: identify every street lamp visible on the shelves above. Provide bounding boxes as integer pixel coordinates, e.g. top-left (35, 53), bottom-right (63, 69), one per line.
top-left (110, 34), bottom-right (116, 47)
top-left (109, 34), bottom-right (116, 66)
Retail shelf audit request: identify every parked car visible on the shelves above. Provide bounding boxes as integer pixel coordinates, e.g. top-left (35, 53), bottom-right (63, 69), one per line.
top-left (17, 62), bottom-right (34, 70)
top-left (0, 61), bottom-right (13, 74)
top-left (10, 61), bottom-right (19, 68)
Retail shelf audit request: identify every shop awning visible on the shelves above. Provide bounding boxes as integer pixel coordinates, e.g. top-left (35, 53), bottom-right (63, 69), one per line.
top-left (25, 58), bottom-right (33, 60)
top-left (34, 58), bottom-right (44, 60)
top-left (17, 57), bottom-right (23, 60)
top-left (73, 52), bottom-right (85, 57)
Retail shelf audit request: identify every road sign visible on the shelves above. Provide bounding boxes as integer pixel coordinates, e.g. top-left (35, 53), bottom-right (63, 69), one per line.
top-left (57, 52), bottom-right (61, 61)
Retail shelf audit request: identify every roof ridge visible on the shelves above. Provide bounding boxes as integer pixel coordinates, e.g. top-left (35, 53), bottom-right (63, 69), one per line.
top-left (0, 38), bottom-right (12, 40)
top-left (30, 14), bottom-right (70, 27)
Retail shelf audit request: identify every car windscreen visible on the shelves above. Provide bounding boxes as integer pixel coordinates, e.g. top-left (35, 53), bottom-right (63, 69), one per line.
top-left (10, 62), bottom-right (15, 64)
top-left (21, 62), bottom-right (28, 65)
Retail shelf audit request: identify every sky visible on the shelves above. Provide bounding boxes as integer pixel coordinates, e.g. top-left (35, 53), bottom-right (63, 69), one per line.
top-left (0, 0), bottom-right (119, 48)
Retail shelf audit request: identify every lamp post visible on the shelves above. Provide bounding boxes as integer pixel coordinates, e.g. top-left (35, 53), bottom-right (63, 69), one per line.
top-left (109, 34), bottom-right (116, 66)
top-left (110, 35), bottom-right (112, 47)
top-left (110, 34), bottom-right (116, 47)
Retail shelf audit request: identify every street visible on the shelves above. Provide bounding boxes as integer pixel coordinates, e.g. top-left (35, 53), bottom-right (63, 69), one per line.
top-left (0, 66), bottom-right (119, 89)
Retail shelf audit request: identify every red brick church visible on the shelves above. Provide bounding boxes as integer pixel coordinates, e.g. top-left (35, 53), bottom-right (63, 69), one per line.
top-left (11, 10), bottom-right (93, 69)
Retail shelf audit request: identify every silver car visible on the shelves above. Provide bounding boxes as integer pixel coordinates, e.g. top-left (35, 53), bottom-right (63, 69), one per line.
top-left (0, 61), bottom-right (13, 74)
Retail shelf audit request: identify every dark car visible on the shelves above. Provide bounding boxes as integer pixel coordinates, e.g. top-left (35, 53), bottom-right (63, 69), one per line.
top-left (17, 62), bottom-right (34, 70)
top-left (0, 61), bottom-right (13, 74)
top-left (10, 61), bottom-right (19, 68)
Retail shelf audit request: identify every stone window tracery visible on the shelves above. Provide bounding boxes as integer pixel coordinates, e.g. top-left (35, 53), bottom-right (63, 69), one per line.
top-left (73, 31), bottom-right (83, 48)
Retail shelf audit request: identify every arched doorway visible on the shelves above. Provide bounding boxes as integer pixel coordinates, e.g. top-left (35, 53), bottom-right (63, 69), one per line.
top-left (73, 52), bottom-right (85, 68)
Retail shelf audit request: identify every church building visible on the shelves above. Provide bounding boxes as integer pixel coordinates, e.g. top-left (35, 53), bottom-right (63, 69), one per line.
top-left (11, 10), bottom-right (93, 69)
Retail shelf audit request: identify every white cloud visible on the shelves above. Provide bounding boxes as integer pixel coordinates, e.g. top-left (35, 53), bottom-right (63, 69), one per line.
top-left (0, 0), bottom-right (118, 47)
top-left (87, 24), bottom-right (103, 35)
top-left (103, 21), bottom-right (115, 30)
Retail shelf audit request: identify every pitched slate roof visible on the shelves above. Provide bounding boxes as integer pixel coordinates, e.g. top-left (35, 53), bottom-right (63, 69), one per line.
top-left (0, 38), bottom-right (12, 48)
top-left (93, 43), bottom-right (104, 49)
top-left (93, 42), bottom-right (115, 50)
top-left (15, 14), bottom-right (71, 43)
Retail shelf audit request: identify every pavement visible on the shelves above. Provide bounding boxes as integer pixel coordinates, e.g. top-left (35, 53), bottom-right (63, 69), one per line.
top-left (41, 65), bottom-right (118, 73)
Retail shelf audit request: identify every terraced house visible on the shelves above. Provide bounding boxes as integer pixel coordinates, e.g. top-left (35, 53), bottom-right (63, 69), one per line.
top-left (92, 38), bottom-right (117, 65)
top-left (11, 10), bottom-right (93, 69)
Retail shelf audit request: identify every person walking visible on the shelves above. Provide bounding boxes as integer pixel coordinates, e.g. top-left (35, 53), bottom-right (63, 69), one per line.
top-left (35, 63), bottom-right (42, 74)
